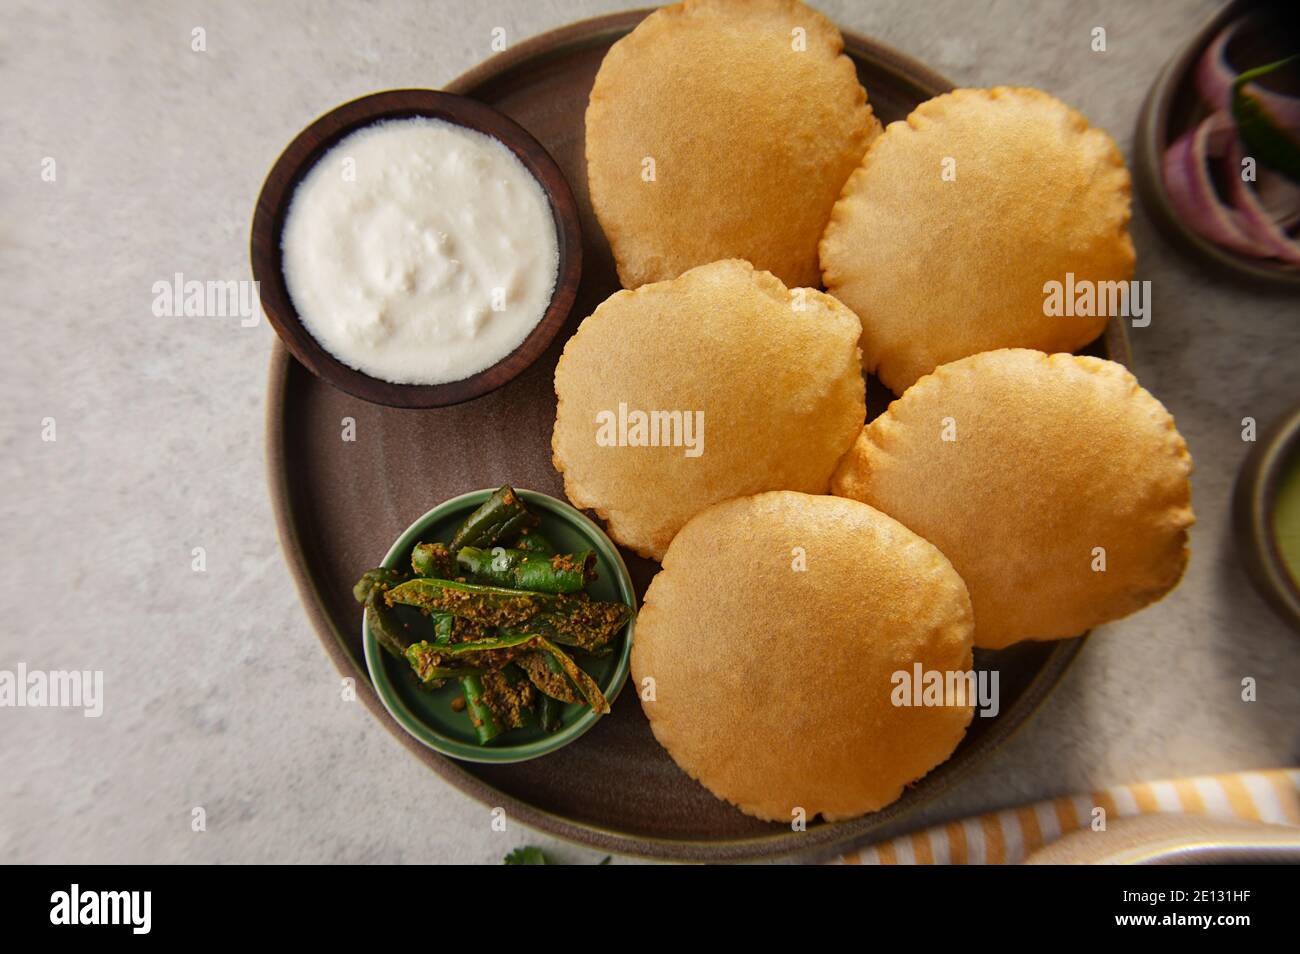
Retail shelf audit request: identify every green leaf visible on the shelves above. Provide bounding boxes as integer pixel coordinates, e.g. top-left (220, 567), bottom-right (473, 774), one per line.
top-left (1232, 55), bottom-right (1300, 184)
top-left (504, 846), bottom-right (550, 865)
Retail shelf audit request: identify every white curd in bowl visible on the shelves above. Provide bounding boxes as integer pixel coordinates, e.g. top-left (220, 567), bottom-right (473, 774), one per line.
top-left (280, 117), bottom-right (560, 385)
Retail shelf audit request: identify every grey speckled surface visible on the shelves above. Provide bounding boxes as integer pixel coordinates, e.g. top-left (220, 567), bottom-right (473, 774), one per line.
top-left (2, 0), bottom-right (1297, 865)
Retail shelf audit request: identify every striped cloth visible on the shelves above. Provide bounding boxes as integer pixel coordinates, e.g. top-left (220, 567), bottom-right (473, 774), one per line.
top-left (833, 769), bottom-right (1300, 865)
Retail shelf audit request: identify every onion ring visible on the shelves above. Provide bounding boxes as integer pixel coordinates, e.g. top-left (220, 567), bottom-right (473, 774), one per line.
top-left (1163, 112), bottom-right (1274, 256)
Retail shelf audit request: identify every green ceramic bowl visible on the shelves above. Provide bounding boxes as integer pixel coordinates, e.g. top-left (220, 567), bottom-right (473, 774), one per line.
top-left (362, 489), bottom-right (636, 763)
top-left (1234, 403), bottom-right (1300, 633)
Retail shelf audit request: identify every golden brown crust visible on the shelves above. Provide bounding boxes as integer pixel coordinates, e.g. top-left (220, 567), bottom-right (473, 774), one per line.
top-left (632, 491), bottom-right (975, 822)
top-left (820, 87), bottom-right (1135, 394)
top-left (586, 0), bottom-right (880, 289)
top-left (831, 349), bottom-right (1194, 649)
top-left (552, 259), bottom-right (866, 561)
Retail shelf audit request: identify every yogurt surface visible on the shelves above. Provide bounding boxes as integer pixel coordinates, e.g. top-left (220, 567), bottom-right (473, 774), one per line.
top-left (281, 117), bottom-right (560, 385)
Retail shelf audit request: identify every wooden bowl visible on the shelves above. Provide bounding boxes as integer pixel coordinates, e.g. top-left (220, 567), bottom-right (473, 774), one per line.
top-left (250, 89), bottom-right (582, 408)
top-left (1132, 0), bottom-right (1300, 289)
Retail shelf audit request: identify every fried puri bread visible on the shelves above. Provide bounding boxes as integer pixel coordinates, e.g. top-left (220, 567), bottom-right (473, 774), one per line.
top-left (820, 87), bottom-right (1135, 394)
top-left (832, 350), bottom-right (1194, 649)
top-left (585, 0), bottom-right (880, 289)
top-left (632, 491), bottom-right (975, 822)
top-left (552, 259), bottom-right (865, 561)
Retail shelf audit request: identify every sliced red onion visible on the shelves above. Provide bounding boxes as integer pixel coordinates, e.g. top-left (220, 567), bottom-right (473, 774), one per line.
top-left (1225, 137), bottom-right (1300, 264)
top-left (1249, 81), bottom-right (1300, 132)
top-left (1196, 15), bottom-right (1300, 127)
top-left (1257, 169), bottom-right (1300, 229)
top-left (1195, 19), bottom-right (1237, 112)
top-left (1172, 16), bottom-right (1300, 262)
top-left (1163, 112), bottom-right (1275, 257)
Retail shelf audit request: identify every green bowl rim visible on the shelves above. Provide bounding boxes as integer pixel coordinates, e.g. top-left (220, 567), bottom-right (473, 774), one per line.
top-left (362, 488), bottom-right (637, 764)
top-left (1233, 403), bottom-right (1300, 633)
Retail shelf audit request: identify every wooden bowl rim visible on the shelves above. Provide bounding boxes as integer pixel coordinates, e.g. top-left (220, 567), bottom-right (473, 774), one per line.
top-left (249, 88), bottom-right (583, 408)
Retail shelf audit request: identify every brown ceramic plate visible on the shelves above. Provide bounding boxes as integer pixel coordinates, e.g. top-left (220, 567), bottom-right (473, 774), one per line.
top-left (266, 10), bottom-right (1132, 862)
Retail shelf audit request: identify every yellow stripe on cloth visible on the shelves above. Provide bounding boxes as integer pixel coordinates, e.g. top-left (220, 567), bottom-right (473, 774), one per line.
top-left (945, 821), bottom-right (967, 864)
top-left (834, 768), bottom-right (1300, 865)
